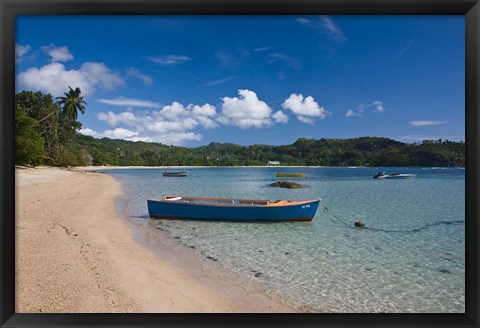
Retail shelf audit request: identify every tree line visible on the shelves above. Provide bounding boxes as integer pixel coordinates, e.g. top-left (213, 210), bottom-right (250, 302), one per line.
top-left (15, 89), bottom-right (465, 167)
top-left (15, 88), bottom-right (87, 166)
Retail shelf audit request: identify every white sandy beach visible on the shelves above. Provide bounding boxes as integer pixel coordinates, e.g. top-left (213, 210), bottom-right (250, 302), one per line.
top-left (15, 166), bottom-right (297, 313)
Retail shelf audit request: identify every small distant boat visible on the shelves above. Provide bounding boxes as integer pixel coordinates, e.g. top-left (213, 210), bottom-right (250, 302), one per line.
top-left (373, 171), bottom-right (415, 179)
top-left (147, 195), bottom-right (320, 221)
top-left (275, 172), bottom-right (305, 178)
top-left (162, 171), bottom-right (188, 177)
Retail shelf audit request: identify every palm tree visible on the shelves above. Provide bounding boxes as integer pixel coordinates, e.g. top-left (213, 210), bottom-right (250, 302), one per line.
top-left (36, 86), bottom-right (86, 124)
top-left (55, 86), bottom-right (87, 120)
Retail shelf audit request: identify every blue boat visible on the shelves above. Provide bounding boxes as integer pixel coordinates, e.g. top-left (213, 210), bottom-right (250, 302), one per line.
top-left (147, 195), bottom-right (321, 221)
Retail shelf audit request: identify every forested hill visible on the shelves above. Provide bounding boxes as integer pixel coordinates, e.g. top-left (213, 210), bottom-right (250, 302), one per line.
top-left (14, 90), bottom-right (465, 168)
top-left (71, 134), bottom-right (465, 167)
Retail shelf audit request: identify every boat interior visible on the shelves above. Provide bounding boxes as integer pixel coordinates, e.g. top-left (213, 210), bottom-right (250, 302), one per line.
top-left (158, 195), bottom-right (308, 207)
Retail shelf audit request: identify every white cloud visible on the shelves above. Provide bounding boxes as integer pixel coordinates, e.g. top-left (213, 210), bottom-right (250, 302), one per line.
top-left (296, 18), bottom-right (310, 25)
top-left (103, 127), bottom-right (139, 139)
top-left (99, 97), bottom-right (160, 108)
top-left (372, 100), bottom-right (385, 113)
top-left (346, 101), bottom-right (386, 118)
top-left (319, 16), bottom-right (347, 42)
top-left (159, 102), bottom-right (192, 121)
top-left (41, 44), bottom-right (73, 62)
top-left (80, 62), bottom-right (124, 91)
top-left (200, 75), bottom-right (236, 87)
top-left (397, 134), bottom-right (432, 142)
top-left (191, 103), bottom-right (216, 118)
top-left (282, 93), bottom-right (329, 124)
top-left (252, 46), bottom-right (272, 52)
top-left (296, 116), bottom-right (316, 124)
top-left (215, 49), bottom-right (250, 66)
top-left (268, 53), bottom-right (302, 70)
top-left (17, 62), bottom-right (124, 96)
top-left (190, 104), bottom-right (218, 128)
top-left (90, 100), bottom-right (218, 145)
top-left (409, 120), bottom-right (448, 127)
top-left (148, 119), bottom-right (198, 133)
top-left (345, 104), bottom-right (365, 118)
top-left (297, 16), bottom-right (347, 42)
top-left (218, 89), bottom-right (273, 129)
top-left (15, 44), bottom-right (31, 63)
top-left (83, 90), bottom-right (312, 145)
top-left (346, 109), bottom-right (362, 118)
top-left (154, 132), bottom-right (202, 145)
top-left (147, 55), bottom-right (191, 65)
top-left (398, 134), bottom-right (463, 143)
top-left (79, 128), bottom-right (102, 138)
top-left (126, 67), bottom-right (153, 86)
top-left (396, 33), bottom-right (417, 58)
top-left (214, 50), bottom-right (233, 65)
top-left (81, 126), bottom-right (201, 144)
top-left (97, 111), bottom-right (137, 126)
top-left (272, 110), bottom-right (289, 123)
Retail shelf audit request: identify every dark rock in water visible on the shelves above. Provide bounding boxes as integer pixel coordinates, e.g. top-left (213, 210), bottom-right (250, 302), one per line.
top-left (354, 221), bottom-right (365, 227)
top-left (269, 181), bottom-right (304, 189)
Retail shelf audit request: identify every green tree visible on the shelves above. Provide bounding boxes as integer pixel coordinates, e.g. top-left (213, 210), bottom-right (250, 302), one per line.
top-left (53, 87), bottom-right (87, 165)
top-left (15, 104), bottom-right (45, 166)
top-left (55, 86), bottom-right (87, 121)
top-left (16, 89), bottom-right (87, 166)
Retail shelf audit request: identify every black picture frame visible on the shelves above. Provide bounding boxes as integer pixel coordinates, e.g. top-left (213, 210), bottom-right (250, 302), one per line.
top-left (1, 0), bottom-right (478, 327)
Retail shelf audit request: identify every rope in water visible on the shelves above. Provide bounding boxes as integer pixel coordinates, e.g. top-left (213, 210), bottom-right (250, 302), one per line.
top-left (322, 206), bottom-right (349, 225)
top-left (321, 202), bottom-right (463, 232)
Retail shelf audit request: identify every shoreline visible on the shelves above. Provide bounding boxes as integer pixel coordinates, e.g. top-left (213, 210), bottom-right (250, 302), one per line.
top-left (65, 165), bottom-right (465, 171)
top-left (15, 166), bottom-right (297, 313)
top-left (81, 165), bottom-right (331, 169)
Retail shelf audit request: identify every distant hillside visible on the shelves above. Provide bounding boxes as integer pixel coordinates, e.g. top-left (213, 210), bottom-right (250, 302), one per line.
top-left (70, 134), bottom-right (465, 167)
top-left (15, 90), bottom-right (463, 168)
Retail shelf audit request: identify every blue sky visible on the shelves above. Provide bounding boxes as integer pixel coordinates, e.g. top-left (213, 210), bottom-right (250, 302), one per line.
top-left (15, 15), bottom-right (465, 147)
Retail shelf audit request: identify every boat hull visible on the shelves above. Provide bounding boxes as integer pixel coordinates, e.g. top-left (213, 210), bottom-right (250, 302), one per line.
top-left (375, 174), bottom-right (415, 179)
top-left (162, 172), bottom-right (187, 177)
top-left (147, 197), bottom-right (320, 221)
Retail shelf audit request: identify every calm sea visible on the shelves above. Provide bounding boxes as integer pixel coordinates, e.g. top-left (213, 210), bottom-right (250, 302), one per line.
top-left (96, 166), bottom-right (465, 313)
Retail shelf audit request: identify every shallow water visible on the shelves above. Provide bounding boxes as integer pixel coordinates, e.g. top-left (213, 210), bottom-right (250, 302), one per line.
top-left (99, 166), bottom-right (465, 313)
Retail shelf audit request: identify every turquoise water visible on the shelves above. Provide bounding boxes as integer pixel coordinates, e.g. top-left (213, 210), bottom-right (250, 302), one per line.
top-left (99, 167), bottom-right (465, 313)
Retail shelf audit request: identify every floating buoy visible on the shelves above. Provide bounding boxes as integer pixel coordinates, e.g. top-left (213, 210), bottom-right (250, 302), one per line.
top-left (354, 220), bottom-right (365, 228)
